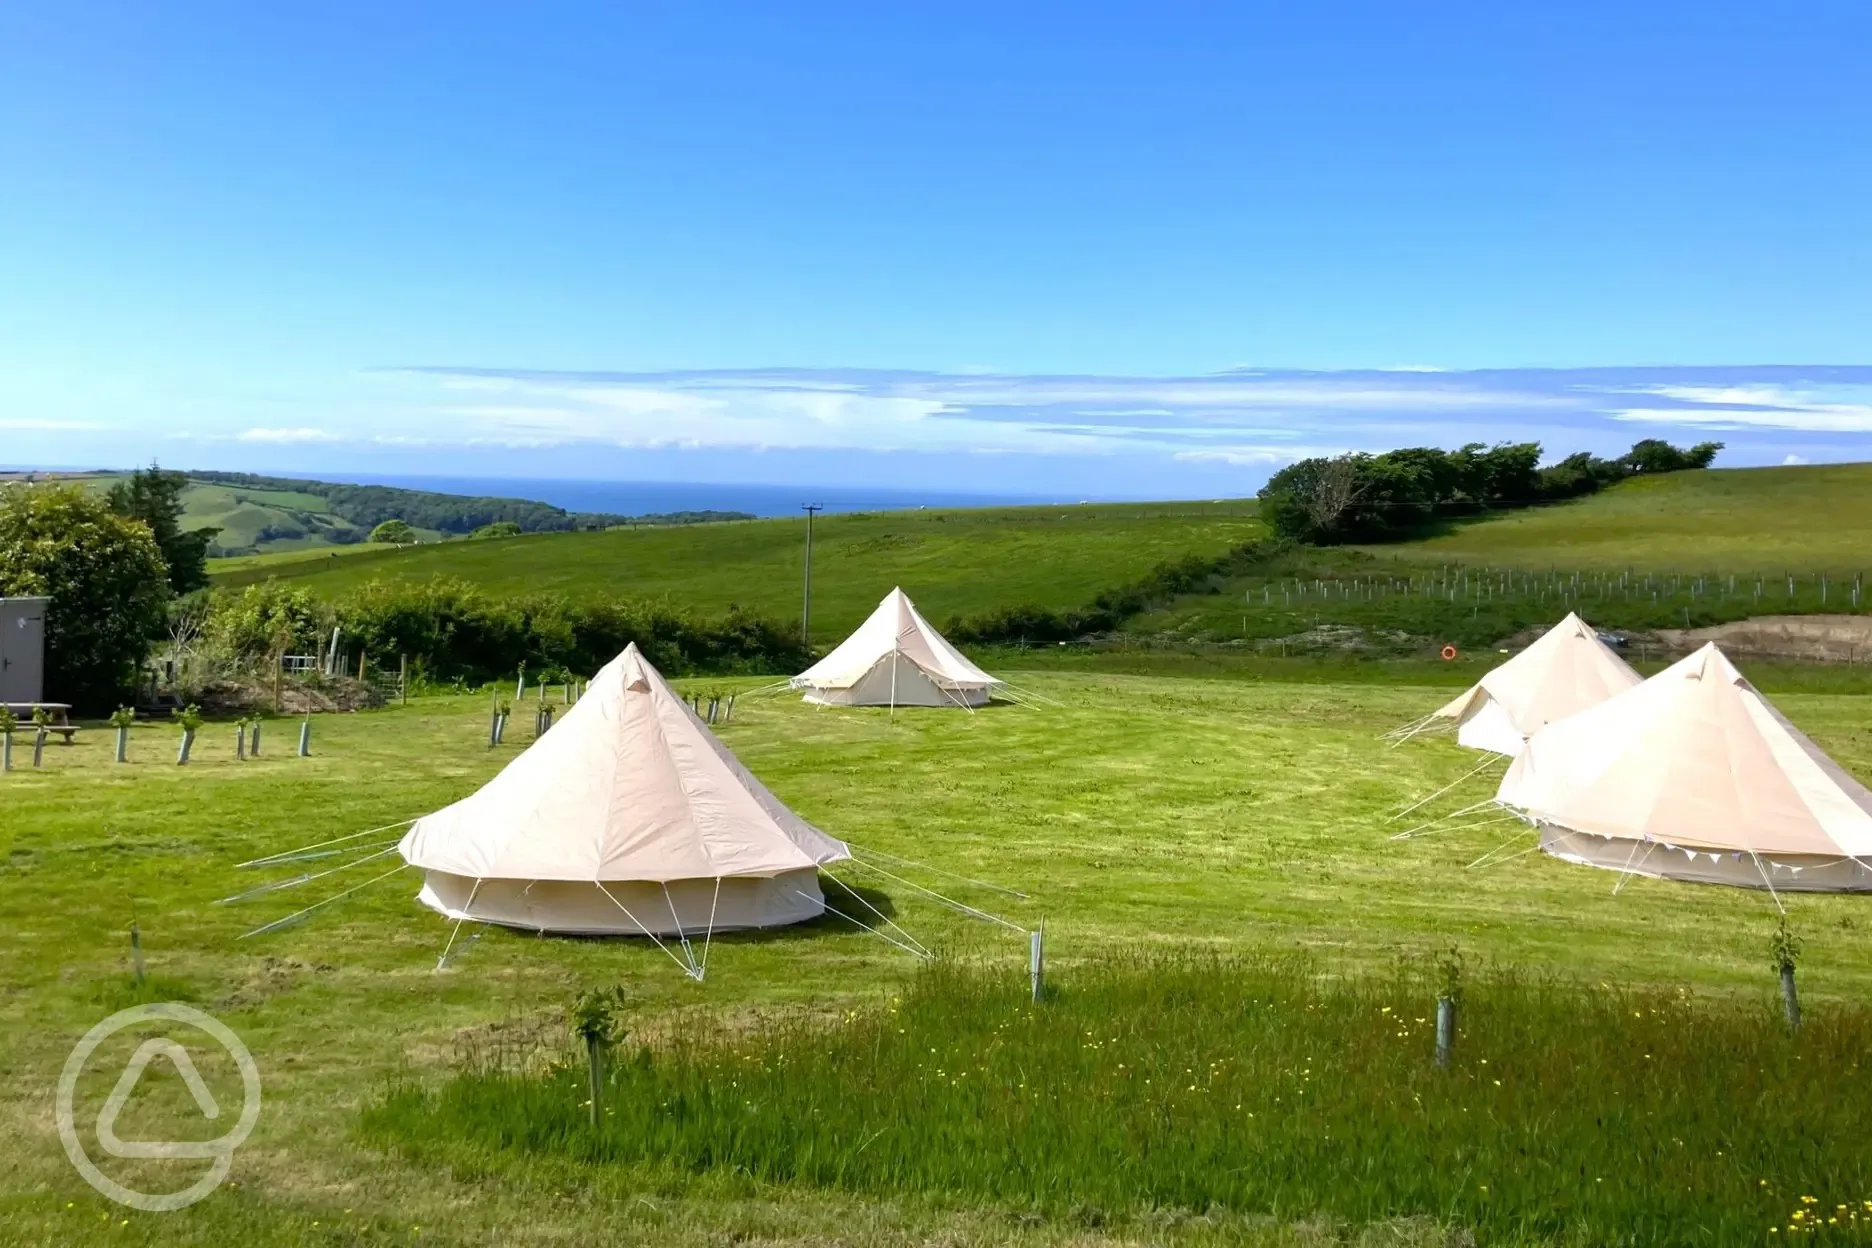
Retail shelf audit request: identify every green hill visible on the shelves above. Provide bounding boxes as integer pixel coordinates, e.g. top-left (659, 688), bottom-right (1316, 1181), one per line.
top-left (208, 463), bottom-right (1872, 648)
top-left (211, 500), bottom-right (1265, 638)
top-left (1138, 464), bottom-right (1872, 651)
top-left (1380, 463), bottom-right (1872, 572)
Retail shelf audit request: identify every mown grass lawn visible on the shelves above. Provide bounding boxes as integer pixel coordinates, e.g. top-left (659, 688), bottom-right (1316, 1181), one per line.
top-left (3, 667), bottom-right (1870, 1245)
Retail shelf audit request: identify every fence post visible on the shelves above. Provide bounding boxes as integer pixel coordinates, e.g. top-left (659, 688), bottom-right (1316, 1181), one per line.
top-left (400, 655), bottom-right (409, 705)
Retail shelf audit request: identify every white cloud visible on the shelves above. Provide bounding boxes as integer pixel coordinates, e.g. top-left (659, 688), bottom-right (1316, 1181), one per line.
top-left (235, 427), bottom-right (343, 443)
top-left (1783, 453), bottom-right (1810, 465)
top-left (1610, 405), bottom-right (1872, 433)
top-left (1173, 446), bottom-right (1341, 466)
top-left (0, 418), bottom-right (114, 431)
top-left (318, 364), bottom-right (1872, 467)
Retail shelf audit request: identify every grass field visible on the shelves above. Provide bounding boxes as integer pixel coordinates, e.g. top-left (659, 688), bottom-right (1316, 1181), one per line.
top-left (206, 466), bottom-right (1872, 657)
top-left (5, 664), bottom-right (1871, 1244)
top-left (211, 501), bottom-right (1266, 639)
top-left (1378, 463), bottom-right (1872, 573)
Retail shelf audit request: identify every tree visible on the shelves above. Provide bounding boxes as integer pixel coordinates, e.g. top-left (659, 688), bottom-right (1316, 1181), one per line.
top-left (107, 463), bottom-right (217, 594)
top-left (472, 521), bottom-right (524, 539)
top-left (370, 519), bottom-right (417, 545)
top-left (1622, 439), bottom-right (1724, 474)
top-left (1257, 455), bottom-right (1373, 543)
top-left (0, 484), bottom-right (171, 708)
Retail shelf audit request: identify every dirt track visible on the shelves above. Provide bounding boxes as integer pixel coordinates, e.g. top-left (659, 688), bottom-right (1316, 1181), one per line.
top-left (1652, 614), bottom-right (1872, 663)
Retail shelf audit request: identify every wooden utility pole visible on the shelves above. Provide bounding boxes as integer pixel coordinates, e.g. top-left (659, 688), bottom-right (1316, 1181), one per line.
top-left (801, 503), bottom-right (823, 646)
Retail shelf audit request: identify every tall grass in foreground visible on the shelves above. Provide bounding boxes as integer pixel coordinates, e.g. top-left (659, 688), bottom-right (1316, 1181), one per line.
top-left (366, 954), bottom-right (1872, 1244)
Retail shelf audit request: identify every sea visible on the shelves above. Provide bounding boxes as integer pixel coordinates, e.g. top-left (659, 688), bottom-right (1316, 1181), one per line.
top-left (334, 475), bottom-right (1071, 518)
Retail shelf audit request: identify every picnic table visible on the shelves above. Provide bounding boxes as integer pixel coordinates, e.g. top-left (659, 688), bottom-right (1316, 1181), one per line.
top-left (1, 703), bottom-right (77, 743)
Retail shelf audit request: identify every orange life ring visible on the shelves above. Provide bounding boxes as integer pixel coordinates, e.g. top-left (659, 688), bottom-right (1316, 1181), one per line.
top-left (1440, 645), bottom-right (1459, 661)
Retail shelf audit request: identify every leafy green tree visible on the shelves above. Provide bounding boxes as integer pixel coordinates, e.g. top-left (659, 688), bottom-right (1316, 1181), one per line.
top-left (1259, 438), bottom-right (1725, 545)
top-left (203, 582), bottom-right (328, 656)
top-left (0, 484), bottom-right (171, 707)
top-left (472, 521), bottom-right (524, 539)
top-left (1622, 438), bottom-right (1724, 474)
top-left (369, 519), bottom-right (418, 545)
top-left (107, 463), bottom-right (217, 593)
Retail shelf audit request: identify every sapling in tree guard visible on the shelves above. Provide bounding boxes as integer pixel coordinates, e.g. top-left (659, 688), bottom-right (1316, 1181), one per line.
top-left (109, 707), bottom-right (136, 763)
top-left (235, 715), bottom-right (247, 761)
top-left (176, 704), bottom-right (203, 765)
top-left (570, 987), bottom-right (629, 1131)
top-left (249, 715), bottom-right (262, 757)
top-left (1771, 915), bottom-right (1804, 1033)
top-left (1435, 946), bottom-right (1465, 1069)
top-left (31, 706), bottom-right (49, 768)
top-left (0, 705), bottom-right (15, 773)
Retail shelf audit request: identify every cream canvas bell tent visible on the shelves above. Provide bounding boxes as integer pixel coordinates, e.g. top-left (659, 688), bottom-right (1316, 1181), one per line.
top-left (1496, 642), bottom-right (1872, 891)
top-left (792, 587), bottom-right (1002, 708)
top-left (398, 643), bottom-right (851, 936)
top-left (1422, 613), bottom-right (1641, 755)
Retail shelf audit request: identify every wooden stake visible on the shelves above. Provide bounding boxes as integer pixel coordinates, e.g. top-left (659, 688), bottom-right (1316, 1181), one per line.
top-left (400, 655), bottom-right (409, 705)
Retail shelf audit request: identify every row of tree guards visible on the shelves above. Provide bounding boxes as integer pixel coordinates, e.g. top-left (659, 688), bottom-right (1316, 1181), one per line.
top-left (0, 708), bottom-right (318, 771)
top-left (485, 675), bottom-right (741, 750)
top-left (1251, 568), bottom-right (1867, 609)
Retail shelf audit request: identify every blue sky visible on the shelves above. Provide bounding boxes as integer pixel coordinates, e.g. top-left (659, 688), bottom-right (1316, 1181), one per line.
top-left (2, 3), bottom-right (1869, 495)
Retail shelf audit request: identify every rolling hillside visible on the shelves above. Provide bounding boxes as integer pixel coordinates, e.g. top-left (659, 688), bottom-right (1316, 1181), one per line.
top-left (1372, 463), bottom-right (1872, 572)
top-left (208, 463), bottom-right (1872, 647)
top-left (211, 500), bottom-right (1265, 637)
top-left (1139, 464), bottom-right (1872, 651)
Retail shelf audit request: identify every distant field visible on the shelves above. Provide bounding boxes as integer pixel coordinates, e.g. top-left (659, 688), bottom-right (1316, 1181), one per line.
top-left (1375, 463), bottom-right (1872, 572)
top-left (211, 501), bottom-right (1266, 637)
top-left (1138, 464), bottom-right (1872, 651)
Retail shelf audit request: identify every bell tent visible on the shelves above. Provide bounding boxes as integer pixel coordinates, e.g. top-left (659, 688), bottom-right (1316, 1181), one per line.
top-left (1495, 643), bottom-right (1872, 891)
top-left (1415, 613), bottom-right (1641, 755)
top-left (791, 587), bottom-right (1002, 708)
top-left (398, 643), bottom-right (851, 936)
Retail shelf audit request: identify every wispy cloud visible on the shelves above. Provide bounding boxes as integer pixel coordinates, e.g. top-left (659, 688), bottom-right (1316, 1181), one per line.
top-left (0, 417), bottom-right (115, 431)
top-left (368, 363), bottom-right (1872, 467)
top-left (235, 427), bottom-right (343, 444)
top-left (62, 364), bottom-right (1841, 479)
